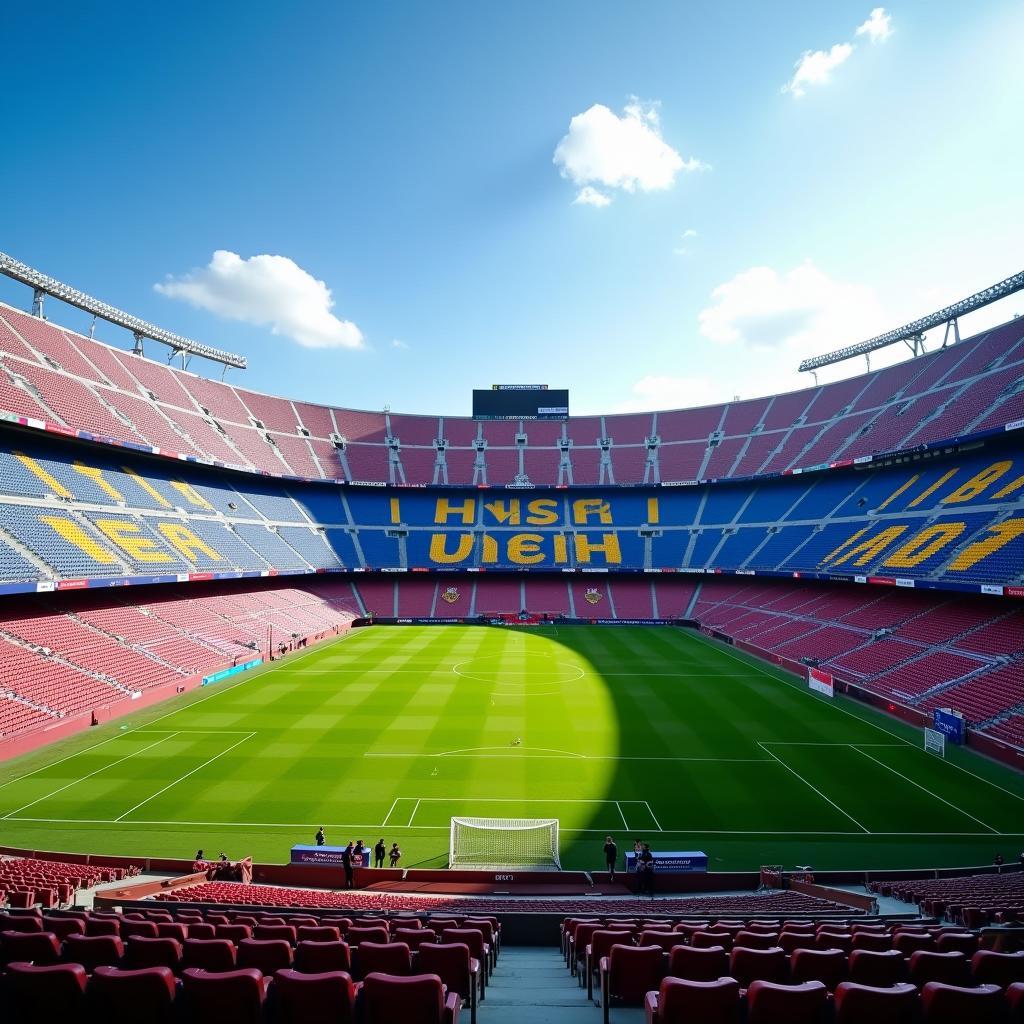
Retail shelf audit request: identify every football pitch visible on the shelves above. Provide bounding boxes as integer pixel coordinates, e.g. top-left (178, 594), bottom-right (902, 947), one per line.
top-left (1, 625), bottom-right (1022, 872)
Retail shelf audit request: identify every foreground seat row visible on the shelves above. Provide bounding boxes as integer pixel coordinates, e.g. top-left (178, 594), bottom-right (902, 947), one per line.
top-left (4, 964), bottom-right (462, 1024)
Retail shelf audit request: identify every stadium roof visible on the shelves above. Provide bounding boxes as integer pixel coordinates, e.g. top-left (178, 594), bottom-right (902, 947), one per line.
top-left (798, 270), bottom-right (1024, 373)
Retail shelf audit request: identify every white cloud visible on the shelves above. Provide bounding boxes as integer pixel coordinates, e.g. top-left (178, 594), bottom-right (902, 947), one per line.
top-left (682, 228), bottom-right (698, 238)
top-left (698, 262), bottom-right (887, 358)
top-left (782, 43), bottom-right (854, 97)
top-left (554, 99), bottom-right (707, 205)
top-left (856, 7), bottom-right (892, 42)
top-left (614, 374), bottom-right (716, 413)
top-left (573, 185), bottom-right (613, 208)
top-left (391, 338), bottom-right (410, 350)
top-left (155, 250), bottom-right (364, 350)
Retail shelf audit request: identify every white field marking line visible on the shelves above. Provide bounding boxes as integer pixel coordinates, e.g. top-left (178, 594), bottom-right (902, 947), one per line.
top-left (114, 732), bottom-right (256, 823)
top-left (645, 801), bottom-right (665, 832)
top-left (851, 745), bottom-right (1001, 835)
top-left (135, 729), bottom-right (254, 735)
top-left (681, 627), bottom-right (1024, 804)
top-left (615, 801), bottom-right (629, 829)
top-left (759, 741), bottom-right (905, 747)
top-left (6, 816), bottom-right (1018, 838)
top-left (381, 798), bottom-right (400, 828)
top-left (1, 734), bottom-right (179, 819)
top-left (0, 732), bottom-right (132, 794)
top-left (362, 752), bottom-right (772, 762)
top-left (757, 742), bottom-right (871, 834)
top-left (406, 799), bottom-right (421, 828)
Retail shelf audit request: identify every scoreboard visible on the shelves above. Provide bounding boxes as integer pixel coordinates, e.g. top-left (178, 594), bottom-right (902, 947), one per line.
top-left (472, 385), bottom-right (569, 421)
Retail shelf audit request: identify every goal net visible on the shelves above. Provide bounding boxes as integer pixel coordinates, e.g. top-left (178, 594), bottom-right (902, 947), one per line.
top-left (924, 727), bottom-right (946, 758)
top-left (449, 817), bottom-right (561, 870)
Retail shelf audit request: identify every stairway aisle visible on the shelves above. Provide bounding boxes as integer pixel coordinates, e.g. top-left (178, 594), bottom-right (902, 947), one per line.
top-left (483, 947), bottom-right (644, 1024)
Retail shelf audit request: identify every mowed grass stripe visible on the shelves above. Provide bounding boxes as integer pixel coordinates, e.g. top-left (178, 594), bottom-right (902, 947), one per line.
top-left (0, 625), bottom-right (1022, 871)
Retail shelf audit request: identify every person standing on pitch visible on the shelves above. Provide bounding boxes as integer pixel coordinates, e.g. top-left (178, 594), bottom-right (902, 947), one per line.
top-left (603, 835), bottom-right (618, 882)
top-left (342, 841), bottom-right (354, 888)
top-left (315, 826), bottom-right (326, 847)
top-left (389, 842), bottom-right (401, 867)
top-left (374, 838), bottom-right (386, 868)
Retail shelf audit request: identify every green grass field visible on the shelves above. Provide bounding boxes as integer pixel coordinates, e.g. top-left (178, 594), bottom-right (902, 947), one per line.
top-left (1, 625), bottom-right (1022, 872)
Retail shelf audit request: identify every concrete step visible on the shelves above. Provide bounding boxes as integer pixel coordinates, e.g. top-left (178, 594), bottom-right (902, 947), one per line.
top-left (483, 947), bottom-right (644, 1024)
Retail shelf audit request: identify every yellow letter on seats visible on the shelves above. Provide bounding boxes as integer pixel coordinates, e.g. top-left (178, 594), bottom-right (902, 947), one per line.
top-left (574, 533), bottom-right (621, 564)
top-left (882, 522), bottom-right (965, 568)
top-left (93, 519), bottom-right (173, 563)
top-left (40, 516), bottom-right (119, 564)
top-left (429, 533), bottom-right (474, 563)
top-left (947, 518), bottom-right (1024, 571)
top-left (157, 523), bottom-right (223, 562)
top-left (434, 497), bottom-right (475, 524)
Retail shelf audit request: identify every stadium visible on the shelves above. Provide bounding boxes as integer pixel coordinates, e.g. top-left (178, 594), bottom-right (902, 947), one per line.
top-left (0, 251), bottom-right (1023, 1019)
top-left (3, 4), bottom-right (1024, 1021)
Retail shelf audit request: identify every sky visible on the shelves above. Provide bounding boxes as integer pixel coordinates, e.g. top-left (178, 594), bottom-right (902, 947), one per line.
top-left (1, 1), bottom-right (1022, 417)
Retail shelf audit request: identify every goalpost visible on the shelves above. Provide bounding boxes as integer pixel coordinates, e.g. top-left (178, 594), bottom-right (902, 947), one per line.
top-left (923, 727), bottom-right (946, 758)
top-left (449, 817), bottom-right (561, 870)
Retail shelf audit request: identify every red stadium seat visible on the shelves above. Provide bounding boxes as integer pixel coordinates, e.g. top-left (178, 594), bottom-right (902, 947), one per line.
top-left (667, 944), bottom-right (728, 981)
top-left (183, 938), bottom-right (238, 972)
top-left (693, 930), bottom-right (734, 951)
top-left (236, 937), bottom-right (293, 975)
top-left (181, 968), bottom-right (266, 1024)
top-left (1, 930), bottom-right (61, 967)
top-left (61, 933), bottom-right (124, 971)
top-left (87, 965), bottom-right (178, 1023)
top-left (920, 981), bottom-right (1003, 1023)
top-left (972, 950), bottom-right (1024, 988)
top-left (1007, 983), bottom-right (1024, 1023)
top-left (294, 939), bottom-right (352, 974)
top-left (361, 972), bottom-right (460, 1024)
top-left (3, 962), bottom-right (87, 1024)
top-left (848, 949), bottom-right (906, 987)
top-left (746, 979), bottom-right (828, 1024)
top-left (42, 917), bottom-right (85, 941)
top-left (645, 976), bottom-right (741, 1024)
top-left (356, 940), bottom-right (412, 979)
top-left (122, 936), bottom-right (183, 971)
top-left (729, 946), bottom-right (788, 988)
top-left (790, 947), bottom-right (847, 991)
top-left (418, 942), bottom-right (483, 1024)
top-left (273, 968), bottom-right (357, 1024)
top-left (599, 945), bottom-right (665, 1024)
top-left (297, 925), bottom-right (342, 943)
top-left (834, 982), bottom-right (918, 1024)
top-left (908, 950), bottom-right (971, 988)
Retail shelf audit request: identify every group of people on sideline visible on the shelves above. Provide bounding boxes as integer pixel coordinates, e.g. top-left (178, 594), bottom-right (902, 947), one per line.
top-left (603, 835), bottom-right (657, 894)
top-left (315, 828), bottom-right (401, 887)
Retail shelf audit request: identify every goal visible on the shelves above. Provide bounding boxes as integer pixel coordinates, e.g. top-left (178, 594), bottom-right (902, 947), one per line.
top-left (449, 816), bottom-right (561, 870)
top-left (924, 727), bottom-right (946, 758)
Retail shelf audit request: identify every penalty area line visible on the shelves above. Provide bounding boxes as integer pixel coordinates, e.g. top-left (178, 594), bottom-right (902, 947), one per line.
top-left (758, 742), bottom-right (870, 834)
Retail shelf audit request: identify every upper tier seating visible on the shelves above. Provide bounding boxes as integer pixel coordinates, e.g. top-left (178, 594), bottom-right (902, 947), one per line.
top-left (1, 434), bottom-right (1022, 586)
top-left (1, 302), bottom-right (1021, 486)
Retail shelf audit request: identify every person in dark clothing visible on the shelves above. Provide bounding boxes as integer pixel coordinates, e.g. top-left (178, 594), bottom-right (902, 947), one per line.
top-left (374, 838), bottom-right (386, 868)
top-left (195, 849), bottom-right (204, 861)
top-left (603, 835), bottom-right (618, 881)
top-left (342, 842), bottom-right (354, 888)
top-left (315, 827), bottom-right (326, 847)
top-left (353, 840), bottom-right (367, 869)
top-left (389, 842), bottom-right (401, 867)
top-left (638, 843), bottom-right (656, 896)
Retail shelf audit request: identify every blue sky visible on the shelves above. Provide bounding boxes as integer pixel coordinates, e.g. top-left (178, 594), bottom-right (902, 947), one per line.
top-left (1, 1), bottom-right (1021, 416)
